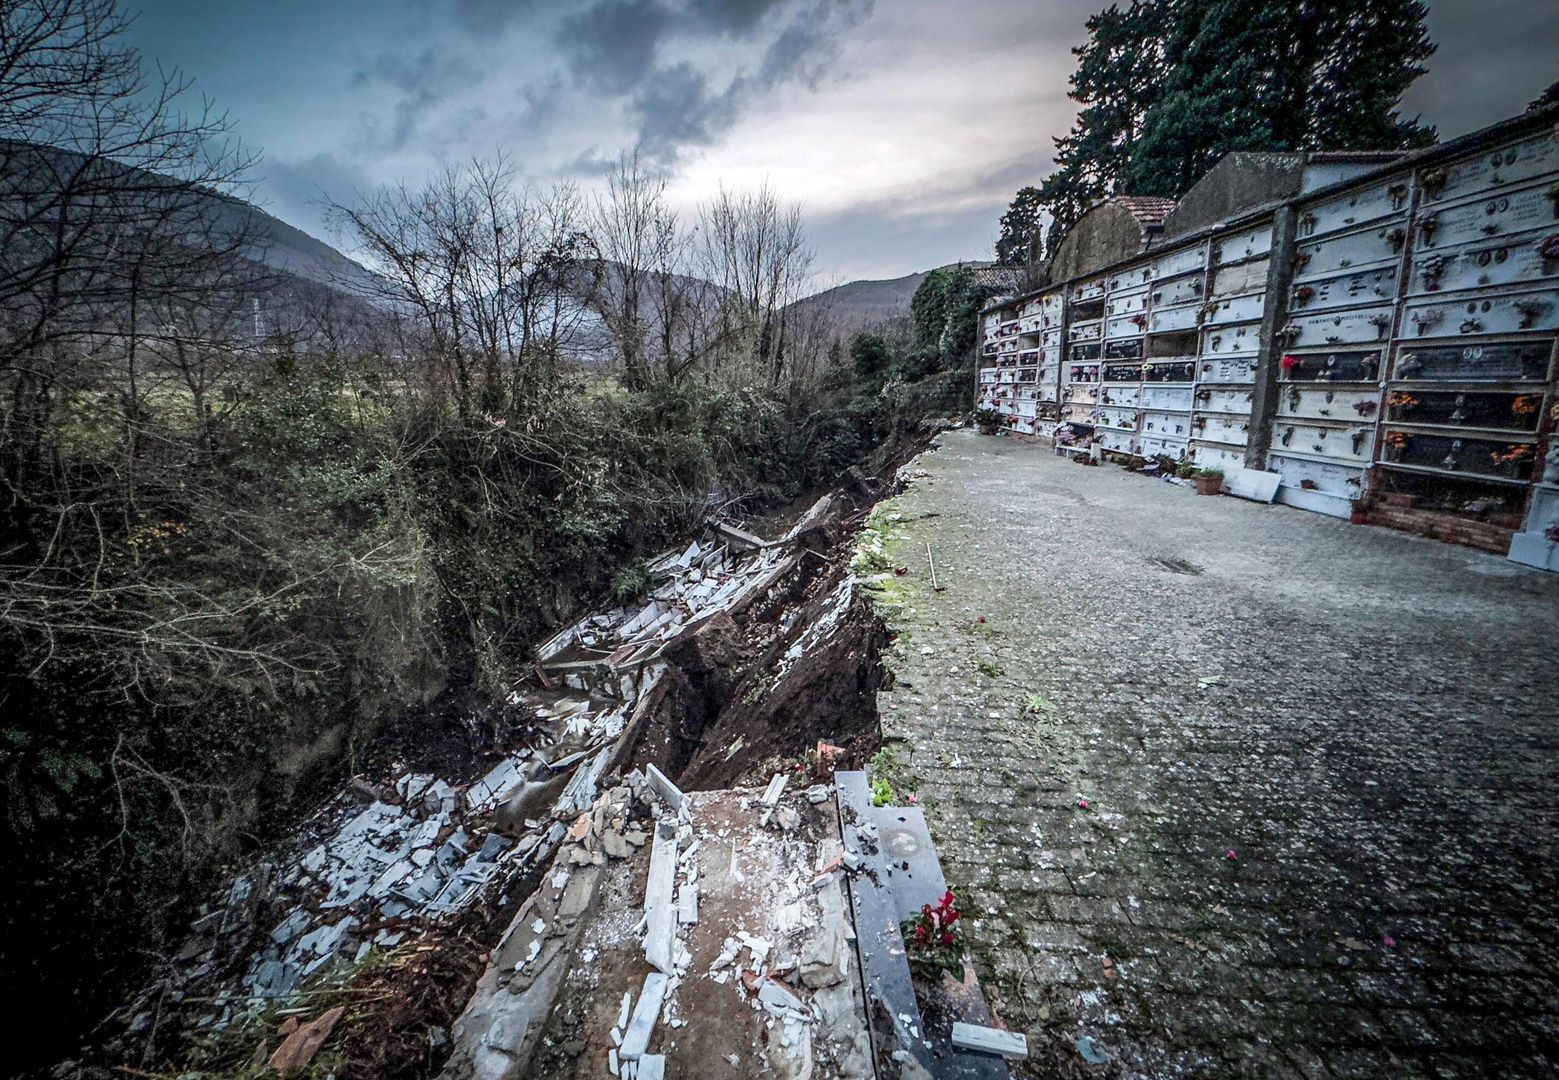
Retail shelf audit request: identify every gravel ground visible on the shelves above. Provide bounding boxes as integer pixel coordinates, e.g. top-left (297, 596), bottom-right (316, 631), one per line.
top-left (864, 429), bottom-right (1559, 1080)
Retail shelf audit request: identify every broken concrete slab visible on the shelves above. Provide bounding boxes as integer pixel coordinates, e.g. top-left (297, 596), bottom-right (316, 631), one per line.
top-left (836, 770), bottom-right (1008, 1080)
top-left (759, 772), bottom-right (788, 827)
top-left (618, 971), bottom-right (668, 1060)
top-left (951, 1022), bottom-right (1029, 1059)
top-left (676, 882), bottom-right (698, 926)
top-left (643, 822), bottom-right (679, 974)
top-left (644, 763), bottom-right (687, 819)
top-left (712, 520), bottom-right (769, 553)
top-left (1222, 466), bottom-right (1281, 503)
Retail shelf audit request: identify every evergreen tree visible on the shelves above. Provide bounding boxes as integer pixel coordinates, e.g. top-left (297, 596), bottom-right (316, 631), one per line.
top-left (1302, 0), bottom-right (1437, 150)
top-left (1032, 0), bottom-right (1437, 224)
top-left (995, 186), bottom-right (1045, 264)
top-left (1035, 1), bottom-right (1167, 255)
top-left (849, 332), bottom-right (891, 381)
top-left (1122, 0), bottom-right (1436, 197)
top-left (1120, 0), bottom-right (1290, 197)
top-left (908, 266), bottom-right (1001, 371)
top-left (911, 268), bottom-right (953, 350)
top-left (936, 266), bottom-right (1001, 368)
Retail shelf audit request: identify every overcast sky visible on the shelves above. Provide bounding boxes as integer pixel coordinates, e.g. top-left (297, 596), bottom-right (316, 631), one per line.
top-left (125, 0), bottom-right (1558, 285)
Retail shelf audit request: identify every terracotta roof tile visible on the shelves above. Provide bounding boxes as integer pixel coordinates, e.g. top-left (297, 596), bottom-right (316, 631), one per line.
top-left (1112, 196), bottom-right (1178, 227)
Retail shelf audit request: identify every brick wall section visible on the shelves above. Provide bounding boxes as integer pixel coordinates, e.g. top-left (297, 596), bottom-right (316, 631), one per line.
top-left (1362, 505), bottom-right (1515, 555)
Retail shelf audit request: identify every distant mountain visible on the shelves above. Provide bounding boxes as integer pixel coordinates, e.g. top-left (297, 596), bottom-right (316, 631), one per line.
top-left (4, 140), bottom-right (1016, 359)
top-left (1, 139), bottom-right (382, 298)
top-left (794, 262), bottom-right (999, 337)
top-left (218, 198), bottom-right (383, 299)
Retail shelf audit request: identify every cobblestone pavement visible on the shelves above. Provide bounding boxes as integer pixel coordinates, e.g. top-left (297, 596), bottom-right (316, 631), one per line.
top-left (864, 430), bottom-right (1559, 1079)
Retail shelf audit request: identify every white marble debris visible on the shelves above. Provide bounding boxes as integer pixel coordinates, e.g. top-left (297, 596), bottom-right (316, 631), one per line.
top-left (643, 822), bottom-right (681, 974)
top-left (645, 763), bottom-right (689, 819)
top-left (135, 514), bottom-right (806, 1035)
top-left (951, 1021), bottom-right (1029, 1059)
top-left (759, 773), bottom-right (788, 826)
top-left (620, 972), bottom-right (669, 1060)
top-left (676, 882), bottom-right (699, 926)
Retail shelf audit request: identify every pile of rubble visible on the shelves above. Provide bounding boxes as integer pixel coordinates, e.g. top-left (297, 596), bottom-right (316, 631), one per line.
top-left (536, 532), bottom-right (797, 694)
top-left (121, 513), bottom-right (825, 1040)
top-left (113, 477), bottom-right (1033, 1079)
top-left (443, 762), bottom-right (874, 1080)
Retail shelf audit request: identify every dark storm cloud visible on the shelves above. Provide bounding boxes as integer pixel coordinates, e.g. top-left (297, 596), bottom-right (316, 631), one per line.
top-left (630, 62), bottom-right (743, 157)
top-left (685, 0), bottom-right (788, 34)
top-left (352, 45), bottom-right (482, 150)
top-left (557, 0), bottom-right (675, 95)
top-left (756, 1), bottom-right (864, 89)
top-left (450, 0), bottom-right (543, 33)
top-left (561, 146), bottom-right (624, 177)
top-left (625, 0), bottom-right (874, 163)
top-left (126, 0), bottom-right (1559, 283)
top-left (310, 0), bottom-right (878, 175)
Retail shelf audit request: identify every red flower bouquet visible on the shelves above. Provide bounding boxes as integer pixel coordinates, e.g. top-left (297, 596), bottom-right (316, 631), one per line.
top-left (901, 889), bottom-right (966, 977)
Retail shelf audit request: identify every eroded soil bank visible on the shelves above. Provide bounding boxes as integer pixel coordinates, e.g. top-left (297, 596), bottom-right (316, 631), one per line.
top-left (625, 542), bottom-right (890, 793)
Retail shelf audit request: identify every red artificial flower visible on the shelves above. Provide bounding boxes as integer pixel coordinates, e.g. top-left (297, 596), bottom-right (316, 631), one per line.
top-left (1280, 355), bottom-right (1300, 371)
top-left (915, 925), bottom-right (928, 942)
top-left (940, 931), bottom-right (955, 946)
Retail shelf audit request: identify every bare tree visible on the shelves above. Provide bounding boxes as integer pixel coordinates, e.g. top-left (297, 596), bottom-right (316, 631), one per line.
top-left (0, 0), bottom-right (260, 360)
top-left (0, 0), bottom-right (274, 685)
top-left (696, 183), bottom-right (815, 386)
top-left (588, 152), bottom-right (677, 388)
top-left (330, 156), bottom-right (590, 415)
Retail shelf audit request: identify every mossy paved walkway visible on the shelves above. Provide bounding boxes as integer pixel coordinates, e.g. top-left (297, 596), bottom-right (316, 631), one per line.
top-left (860, 429), bottom-right (1559, 1079)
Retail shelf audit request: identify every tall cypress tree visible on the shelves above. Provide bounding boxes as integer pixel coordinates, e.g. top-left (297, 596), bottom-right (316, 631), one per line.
top-left (1029, 1), bottom-right (1167, 256)
top-left (1120, 0), bottom-right (1291, 197)
top-left (995, 186), bottom-right (1044, 265)
top-left (1023, 0), bottom-right (1438, 236)
top-left (1123, 0), bottom-right (1436, 197)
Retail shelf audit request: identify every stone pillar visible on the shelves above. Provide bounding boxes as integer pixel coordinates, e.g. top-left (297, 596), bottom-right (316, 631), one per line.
top-left (1245, 207), bottom-right (1298, 470)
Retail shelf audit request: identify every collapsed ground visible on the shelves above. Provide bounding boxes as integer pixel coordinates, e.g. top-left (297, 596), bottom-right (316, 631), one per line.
top-left (78, 456), bottom-right (908, 1080)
